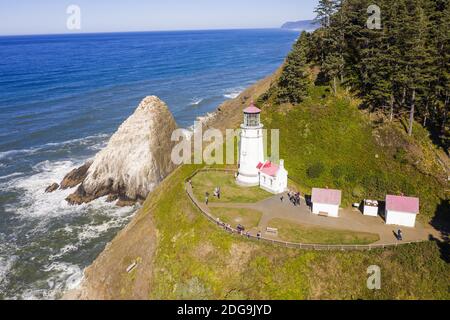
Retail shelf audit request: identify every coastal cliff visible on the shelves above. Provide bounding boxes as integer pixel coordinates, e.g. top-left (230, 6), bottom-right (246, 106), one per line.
top-left (64, 96), bottom-right (178, 206)
top-left (63, 72), bottom-right (277, 300)
top-left (63, 64), bottom-right (449, 300)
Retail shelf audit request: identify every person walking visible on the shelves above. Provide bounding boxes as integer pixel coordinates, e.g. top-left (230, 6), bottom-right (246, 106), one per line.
top-left (398, 229), bottom-right (403, 241)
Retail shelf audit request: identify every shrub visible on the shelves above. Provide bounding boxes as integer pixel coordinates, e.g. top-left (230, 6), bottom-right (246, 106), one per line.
top-left (352, 185), bottom-right (365, 199)
top-left (331, 165), bottom-right (345, 179)
top-left (345, 171), bottom-right (358, 183)
top-left (394, 148), bottom-right (408, 164)
top-left (307, 162), bottom-right (325, 179)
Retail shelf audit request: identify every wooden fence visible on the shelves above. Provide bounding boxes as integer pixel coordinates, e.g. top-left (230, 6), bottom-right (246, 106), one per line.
top-left (185, 168), bottom-right (426, 251)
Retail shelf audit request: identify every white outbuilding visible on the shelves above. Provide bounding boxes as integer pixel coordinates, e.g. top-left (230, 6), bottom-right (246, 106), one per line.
top-left (311, 188), bottom-right (342, 218)
top-left (385, 195), bottom-right (419, 228)
top-left (257, 160), bottom-right (288, 194)
top-left (363, 199), bottom-right (379, 217)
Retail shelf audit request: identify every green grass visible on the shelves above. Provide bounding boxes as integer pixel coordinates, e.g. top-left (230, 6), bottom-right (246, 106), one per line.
top-left (260, 85), bottom-right (447, 223)
top-left (191, 170), bottom-right (272, 203)
top-left (142, 84), bottom-right (448, 299)
top-left (209, 207), bottom-right (263, 231)
top-left (268, 218), bottom-right (380, 245)
top-left (141, 165), bottom-right (449, 300)
top-left (92, 76), bottom-right (449, 300)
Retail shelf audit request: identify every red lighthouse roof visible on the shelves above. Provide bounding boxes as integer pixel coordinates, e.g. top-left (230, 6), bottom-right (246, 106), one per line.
top-left (243, 103), bottom-right (261, 114)
top-left (256, 161), bottom-right (280, 177)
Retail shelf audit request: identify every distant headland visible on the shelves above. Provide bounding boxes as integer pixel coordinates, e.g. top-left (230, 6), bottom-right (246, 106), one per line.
top-left (281, 19), bottom-right (319, 31)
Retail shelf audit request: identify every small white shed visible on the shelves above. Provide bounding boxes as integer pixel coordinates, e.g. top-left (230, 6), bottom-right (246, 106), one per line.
top-left (311, 188), bottom-right (342, 218)
top-left (363, 199), bottom-right (379, 217)
top-left (385, 195), bottom-right (419, 228)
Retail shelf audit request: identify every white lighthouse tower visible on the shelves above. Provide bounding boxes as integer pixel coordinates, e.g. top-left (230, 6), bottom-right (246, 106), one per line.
top-left (236, 103), bottom-right (265, 186)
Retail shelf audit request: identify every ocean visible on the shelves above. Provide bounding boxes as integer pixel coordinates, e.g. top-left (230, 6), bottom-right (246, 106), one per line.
top-left (0, 29), bottom-right (298, 299)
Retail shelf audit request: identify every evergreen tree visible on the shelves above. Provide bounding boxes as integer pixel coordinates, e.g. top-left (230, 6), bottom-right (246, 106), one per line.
top-left (277, 32), bottom-right (310, 104)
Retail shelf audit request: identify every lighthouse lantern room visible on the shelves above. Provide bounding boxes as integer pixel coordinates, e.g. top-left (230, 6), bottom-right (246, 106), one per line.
top-left (236, 103), bottom-right (265, 186)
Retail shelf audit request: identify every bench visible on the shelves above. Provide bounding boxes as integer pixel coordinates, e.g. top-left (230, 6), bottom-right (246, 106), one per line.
top-left (266, 227), bottom-right (278, 236)
top-left (126, 262), bottom-right (137, 273)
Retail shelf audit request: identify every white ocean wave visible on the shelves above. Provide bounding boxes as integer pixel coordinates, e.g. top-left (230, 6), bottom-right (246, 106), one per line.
top-left (0, 147), bottom-right (40, 161)
top-left (48, 206), bottom-right (137, 261)
top-left (20, 262), bottom-right (83, 300)
top-left (0, 133), bottom-right (110, 161)
top-left (3, 159), bottom-right (137, 221)
top-left (223, 87), bottom-right (244, 99)
top-left (0, 236), bottom-right (18, 296)
top-left (0, 172), bottom-right (24, 181)
top-left (189, 97), bottom-right (204, 106)
top-left (1, 157), bottom-right (138, 299)
top-left (0, 254), bottom-right (16, 285)
top-left (2, 160), bottom-right (84, 218)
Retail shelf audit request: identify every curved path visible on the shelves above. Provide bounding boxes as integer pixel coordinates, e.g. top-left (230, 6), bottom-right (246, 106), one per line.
top-left (185, 170), bottom-right (440, 250)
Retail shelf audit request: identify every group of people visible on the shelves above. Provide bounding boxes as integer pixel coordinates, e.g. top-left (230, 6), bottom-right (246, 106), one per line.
top-left (216, 218), bottom-right (252, 238)
top-left (282, 191), bottom-right (301, 206)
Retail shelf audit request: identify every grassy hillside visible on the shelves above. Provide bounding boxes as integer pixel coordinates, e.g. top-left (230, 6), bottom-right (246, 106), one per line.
top-left (75, 70), bottom-right (449, 301)
top-left (90, 165), bottom-right (447, 300)
top-left (260, 84), bottom-right (448, 224)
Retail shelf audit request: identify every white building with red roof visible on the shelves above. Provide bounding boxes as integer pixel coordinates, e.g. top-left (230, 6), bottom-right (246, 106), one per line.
top-left (257, 160), bottom-right (288, 194)
top-left (236, 103), bottom-right (265, 186)
top-left (311, 188), bottom-right (342, 217)
top-left (385, 195), bottom-right (419, 227)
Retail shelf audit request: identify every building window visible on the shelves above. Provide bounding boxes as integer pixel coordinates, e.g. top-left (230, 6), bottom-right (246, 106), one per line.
top-left (245, 113), bottom-right (260, 127)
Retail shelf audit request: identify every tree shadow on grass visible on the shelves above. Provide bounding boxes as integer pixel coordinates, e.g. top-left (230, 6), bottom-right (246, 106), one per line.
top-left (430, 199), bottom-right (450, 241)
top-left (429, 198), bottom-right (450, 263)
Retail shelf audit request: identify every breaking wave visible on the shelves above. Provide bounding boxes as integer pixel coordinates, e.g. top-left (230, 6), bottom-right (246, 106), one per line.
top-left (0, 158), bottom-right (138, 299)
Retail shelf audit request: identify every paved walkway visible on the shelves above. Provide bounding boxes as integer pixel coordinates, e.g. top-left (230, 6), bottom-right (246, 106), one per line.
top-left (208, 192), bottom-right (440, 244)
top-left (185, 170), bottom-right (441, 248)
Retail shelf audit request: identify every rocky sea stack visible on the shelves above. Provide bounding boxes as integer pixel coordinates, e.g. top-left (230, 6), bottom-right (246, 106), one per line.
top-left (65, 96), bottom-right (178, 206)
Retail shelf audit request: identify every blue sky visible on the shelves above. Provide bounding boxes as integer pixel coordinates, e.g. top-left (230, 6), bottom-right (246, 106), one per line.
top-left (0, 0), bottom-right (319, 35)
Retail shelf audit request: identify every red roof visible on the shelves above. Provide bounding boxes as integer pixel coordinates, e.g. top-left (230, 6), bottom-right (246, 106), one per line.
top-left (311, 188), bottom-right (342, 205)
top-left (257, 161), bottom-right (280, 177)
top-left (386, 195), bottom-right (419, 214)
top-left (243, 103), bottom-right (261, 114)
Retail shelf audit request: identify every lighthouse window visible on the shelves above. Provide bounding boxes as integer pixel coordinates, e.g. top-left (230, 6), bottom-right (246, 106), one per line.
top-left (245, 113), bottom-right (259, 127)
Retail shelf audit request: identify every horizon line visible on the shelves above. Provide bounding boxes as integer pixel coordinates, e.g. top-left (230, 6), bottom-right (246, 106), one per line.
top-left (0, 26), bottom-right (307, 38)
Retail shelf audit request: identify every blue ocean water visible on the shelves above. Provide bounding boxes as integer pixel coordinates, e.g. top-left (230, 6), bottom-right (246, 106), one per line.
top-left (0, 29), bottom-right (298, 299)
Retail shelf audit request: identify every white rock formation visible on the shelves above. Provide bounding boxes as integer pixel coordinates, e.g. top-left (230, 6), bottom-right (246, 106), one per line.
top-left (66, 96), bottom-right (178, 206)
